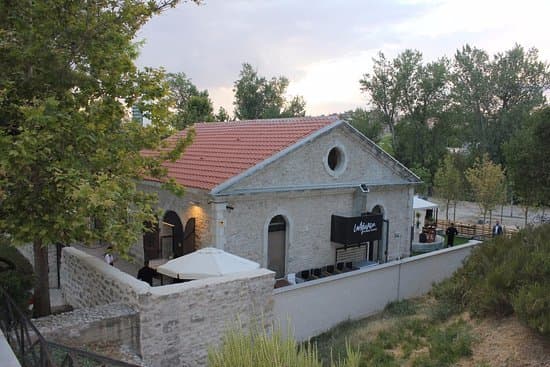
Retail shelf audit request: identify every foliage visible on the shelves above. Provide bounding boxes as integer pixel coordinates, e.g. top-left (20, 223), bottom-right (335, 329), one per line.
top-left (465, 154), bottom-right (506, 221)
top-left (504, 107), bottom-right (550, 210)
top-left (342, 108), bottom-right (384, 142)
top-left (314, 297), bottom-right (473, 367)
top-left (167, 72), bottom-right (214, 128)
top-left (432, 224), bottom-right (550, 336)
top-left (411, 165), bottom-right (431, 196)
top-left (384, 299), bottom-right (417, 317)
top-left (0, 0), bottom-right (197, 315)
top-left (377, 134), bottom-right (395, 156)
top-left (434, 154), bottom-right (463, 220)
top-left (450, 44), bottom-right (549, 164)
top-left (0, 237), bottom-right (35, 313)
top-left (208, 324), bottom-right (360, 367)
top-left (215, 106), bottom-right (231, 121)
top-left (233, 63), bottom-right (306, 120)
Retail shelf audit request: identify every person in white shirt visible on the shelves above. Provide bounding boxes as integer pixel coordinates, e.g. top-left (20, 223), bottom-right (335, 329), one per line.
top-left (104, 246), bottom-right (115, 266)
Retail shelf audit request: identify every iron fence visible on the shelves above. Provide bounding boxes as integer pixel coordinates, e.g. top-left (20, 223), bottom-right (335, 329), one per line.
top-left (0, 287), bottom-right (140, 367)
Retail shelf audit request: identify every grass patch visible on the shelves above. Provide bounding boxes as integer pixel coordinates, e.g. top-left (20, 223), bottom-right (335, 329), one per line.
top-left (313, 297), bottom-right (474, 367)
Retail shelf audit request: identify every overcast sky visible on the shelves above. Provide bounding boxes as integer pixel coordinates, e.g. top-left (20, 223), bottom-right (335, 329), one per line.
top-left (136, 0), bottom-right (550, 116)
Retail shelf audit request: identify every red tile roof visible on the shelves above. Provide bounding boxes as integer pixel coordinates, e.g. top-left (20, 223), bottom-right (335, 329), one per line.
top-left (143, 116), bottom-right (339, 191)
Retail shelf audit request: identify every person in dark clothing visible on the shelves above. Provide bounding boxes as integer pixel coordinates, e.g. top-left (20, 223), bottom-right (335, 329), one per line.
top-left (446, 223), bottom-right (459, 247)
top-left (137, 260), bottom-right (156, 286)
top-left (493, 221), bottom-right (503, 237)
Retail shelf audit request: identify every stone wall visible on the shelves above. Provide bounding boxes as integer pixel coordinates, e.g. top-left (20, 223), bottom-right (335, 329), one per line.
top-left (33, 303), bottom-right (139, 353)
top-left (139, 269), bottom-right (274, 367)
top-left (131, 184), bottom-right (213, 264)
top-left (61, 247), bottom-right (148, 308)
top-left (61, 247), bottom-right (275, 367)
top-left (18, 243), bottom-right (60, 288)
top-left (221, 184), bottom-right (413, 275)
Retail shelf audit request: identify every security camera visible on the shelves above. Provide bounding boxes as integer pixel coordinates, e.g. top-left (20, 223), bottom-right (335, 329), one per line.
top-left (360, 184), bottom-right (370, 193)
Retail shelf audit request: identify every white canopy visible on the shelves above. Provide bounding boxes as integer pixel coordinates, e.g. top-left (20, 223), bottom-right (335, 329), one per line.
top-left (413, 195), bottom-right (438, 210)
top-left (156, 247), bottom-right (260, 280)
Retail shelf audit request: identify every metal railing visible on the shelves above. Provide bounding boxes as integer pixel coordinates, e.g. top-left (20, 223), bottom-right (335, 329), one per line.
top-left (0, 287), bottom-right (140, 367)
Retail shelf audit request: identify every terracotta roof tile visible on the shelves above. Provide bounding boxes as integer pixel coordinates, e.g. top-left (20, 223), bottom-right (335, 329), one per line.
top-left (144, 116), bottom-right (339, 190)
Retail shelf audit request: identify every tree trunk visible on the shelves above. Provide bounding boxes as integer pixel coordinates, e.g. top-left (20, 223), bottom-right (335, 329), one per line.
top-left (453, 202), bottom-right (457, 222)
top-left (445, 199), bottom-right (450, 221)
top-left (33, 240), bottom-right (51, 317)
top-left (524, 206), bottom-right (529, 227)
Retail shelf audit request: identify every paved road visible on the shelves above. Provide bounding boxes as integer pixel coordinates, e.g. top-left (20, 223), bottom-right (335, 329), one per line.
top-left (428, 197), bottom-right (549, 230)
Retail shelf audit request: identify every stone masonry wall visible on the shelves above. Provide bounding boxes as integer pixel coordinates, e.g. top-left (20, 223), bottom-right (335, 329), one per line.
top-left (18, 243), bottom-right (59, 288)
top-left (61, 247), bottom-right (148, 308)
top-left (222, 184), bottom-right (413, 274)
top-left (33, 303), bottom-right (140, 353)
top-left (130, 184), bottom-right (213, 264)
top-left (138, 269), bottom-right (275, 367)
top-left (61, 247), bottom-right (276, 367)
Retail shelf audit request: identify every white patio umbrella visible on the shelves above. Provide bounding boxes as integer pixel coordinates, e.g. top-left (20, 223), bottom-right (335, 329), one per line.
top-left (156, 247), bottom-right (260, 280)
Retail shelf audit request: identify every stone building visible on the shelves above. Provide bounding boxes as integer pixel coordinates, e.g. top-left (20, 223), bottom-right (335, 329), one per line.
top-left (133, 116), bottom-right (420, 279)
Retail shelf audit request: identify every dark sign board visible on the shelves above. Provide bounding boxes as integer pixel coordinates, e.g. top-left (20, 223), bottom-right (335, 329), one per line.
top-left (331, 213), bottom-right (383, 245)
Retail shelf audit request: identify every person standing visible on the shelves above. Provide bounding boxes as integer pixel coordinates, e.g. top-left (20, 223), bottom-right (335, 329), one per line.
top-left (493, 221), bottom-right (503, 237)
top-left (137, 260), bottom-right (156, 286)
top-left (446, 223), bottom-right (459, 247)
top-left (104, 246), bottom-right (115, 266)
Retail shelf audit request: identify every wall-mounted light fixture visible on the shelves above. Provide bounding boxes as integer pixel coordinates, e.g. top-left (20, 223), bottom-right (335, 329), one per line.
top-left (226, 205), bottom-right (234, 211)
top-left (359, 184), bottom-right (370, 193)
top-left (188, 200), bottom-right (200, 206)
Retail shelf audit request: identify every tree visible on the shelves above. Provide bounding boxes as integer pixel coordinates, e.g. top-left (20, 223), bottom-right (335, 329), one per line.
top-left (504, 107), bottom-right (550, 224)
top-left (451, 44), bottom-right (549, 164)
top-left (233, 63), bottom-right (306, 119)
top-left (360, 52), bottom-right (401, 150)
top-left (343, 108), bottom-right (384, 142)
top-left (361, 50), bottom-right (450, 188)
top-left (0, 0), bottom-right (197, 316)
top-left (465, 154), bottom-right (506, 224)
top-left (434, 154), bottom-right (463, 221)
top-left (215, 106), bottom-right (231, 122)
top-left (166, 72), bottom-right (214, 128)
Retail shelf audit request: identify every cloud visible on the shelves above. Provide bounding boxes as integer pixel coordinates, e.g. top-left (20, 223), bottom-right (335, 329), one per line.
top-left (136, 0), bottom-right (550, 117)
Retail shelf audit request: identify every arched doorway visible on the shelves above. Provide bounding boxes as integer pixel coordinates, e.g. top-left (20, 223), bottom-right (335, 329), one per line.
top-left (160, 211), bottom-right (184, 259)
top-left (371, 205), bottom-right (385, 262)
top-left (267, 215), bottom-right (286, 279)
top-left (143, 210), bottom-right (184, 261)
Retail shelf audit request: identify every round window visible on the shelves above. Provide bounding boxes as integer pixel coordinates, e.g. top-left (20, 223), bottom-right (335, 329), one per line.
top-left (325, 145), bottom-right (347, 177)
top-left (328, 147), bottom-right (342, 171)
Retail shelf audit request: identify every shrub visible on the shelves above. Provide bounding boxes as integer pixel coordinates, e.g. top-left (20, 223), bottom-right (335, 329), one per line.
top-left (432, 223), bottom-right (550, 336)
top-left (208, 324), bottom-right (360, 367)
top-left (384, 299), bottom-right (417, 317)
top-left (0, 238), bottom-right (35, 312)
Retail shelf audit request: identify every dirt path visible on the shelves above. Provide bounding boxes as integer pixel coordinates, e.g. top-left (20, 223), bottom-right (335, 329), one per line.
top-left (457, 315), bottom-right (550, 367)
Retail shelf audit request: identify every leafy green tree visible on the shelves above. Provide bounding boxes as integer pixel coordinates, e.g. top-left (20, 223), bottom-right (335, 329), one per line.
top-left (215, 106), bottom-right (231, 122)
top-left (167, 72), bottom-right (214, 128)
top-left (465, 154), bottom-right (506, 223)
top-left (451, 44), bottom-right (549, 163)
top-left (233, 63), bottom-right (306, 119)
top-left (0, 0), bottom-right (197, 316)
top-left (343, 108), bottom-right (384, 142)
top-left (434, 154), bottom-right (463, 221)
top-left (504, 107), bottom-right (550, 224)
top-left (360, 52), bottom-right (401, 150)
top-left (361, 50), bottom-right (450, 186)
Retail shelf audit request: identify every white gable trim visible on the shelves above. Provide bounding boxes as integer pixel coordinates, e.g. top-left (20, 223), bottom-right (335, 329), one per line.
top-left (210, 119), bottom-right (344, 195)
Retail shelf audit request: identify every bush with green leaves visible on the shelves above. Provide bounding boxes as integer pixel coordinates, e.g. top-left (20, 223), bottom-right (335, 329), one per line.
top-left (208, 324), bottom-right (360, 367)
top-left (432, 223), bottom-right (550, 336)
top-left (0, 238), bottom-right (35, 312)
